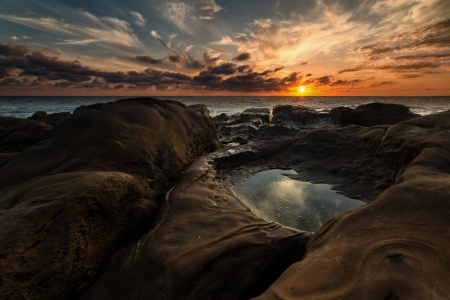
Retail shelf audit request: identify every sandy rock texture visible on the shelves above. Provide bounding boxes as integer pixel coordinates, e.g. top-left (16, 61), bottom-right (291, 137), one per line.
top-left (255, 111), bottom-right (450, 299)
top-left (0, 98), bottom-right (221, 300)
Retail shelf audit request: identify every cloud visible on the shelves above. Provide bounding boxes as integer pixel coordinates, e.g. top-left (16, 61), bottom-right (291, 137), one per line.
top-left (370, 81), bottom-right (397, 88)
top-left (0, 43), bottom-right (32, 57)
top-left (154, 0), bottom-right (223, 35)
top-left (129, 11), bottom-right (147, 27)
top-left (169, 54), bottom-right (184, 63)
top-left (0, 11), bottom-right (143, 53)
top-left (2, 35), bottom-right (19, 41)
top-left (211, 36), bottom-right (233, 45)
top-left (0, 43), bottom-right (306, 93)
top-left (234, 52), bottom-right (250, 61)
top-left (135, 55), bottom-right (163, 65)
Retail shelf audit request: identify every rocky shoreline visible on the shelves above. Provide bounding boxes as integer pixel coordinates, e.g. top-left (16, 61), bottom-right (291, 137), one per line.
top-left (1, 97), bottom-right (449, 299)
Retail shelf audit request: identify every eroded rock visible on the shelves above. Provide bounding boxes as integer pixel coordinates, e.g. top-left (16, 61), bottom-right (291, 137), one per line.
top-left (330, 103), bottom-right (420, 127)
top-left (0, 98), bottom-right (221, 299)
top-left (254, 111), bottom-right (450, 300)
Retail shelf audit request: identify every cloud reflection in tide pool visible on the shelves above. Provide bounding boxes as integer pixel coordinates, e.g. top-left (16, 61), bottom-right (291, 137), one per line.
top-left (232, 169), bottom-right (365, 232)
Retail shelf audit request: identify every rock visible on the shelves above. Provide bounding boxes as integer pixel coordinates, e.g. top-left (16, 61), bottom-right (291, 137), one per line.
top-left (330, 102), bottom-right (420, 127)
top-left (272, 105), bottom-right (321, 124)
top-left (328, 106), bottom-right (353, 126)
top-left (0, 117), bottom-right (53, 153)
top-left (80, 158), bottom-right (310, 300)
top-left (225, 108), bottom-right (271, 126)
top-left (188, 104), bottom-right (210, 117)
top-left (0, 98), bottom-right (221, 299)
top-left (212, 113), bottom-right (229, 123)
top-left (29, 111), bottom-right (48, 120)
top-left (254, 112), bottom-right (450, 299)
top-left (29, 111), bottom-right (72, 126)
top-left (218, 123), bottom-right (258, 144)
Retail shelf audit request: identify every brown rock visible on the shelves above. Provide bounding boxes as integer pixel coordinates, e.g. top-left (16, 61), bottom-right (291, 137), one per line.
top-left (0, 117), bottom-right (53, 153)
top-left (80, 158), bottom-right (310, 300)
top-left (0, 98), bottom-right (220, 299)
top-left (254, 112), bottom-right (450, 300)
top-left (188, 104), bottom-right (210, 116)
top-left (330, 102), bottom-right (420, 127)
top-left (272, 105), bottom-right (321, 124)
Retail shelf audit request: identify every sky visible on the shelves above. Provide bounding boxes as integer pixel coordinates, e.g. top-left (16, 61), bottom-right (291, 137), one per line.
top-left (0, 0), bottom-right (449, 96)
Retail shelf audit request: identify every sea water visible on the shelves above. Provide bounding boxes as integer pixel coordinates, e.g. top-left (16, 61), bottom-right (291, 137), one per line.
top-left (1, 96), bottom-right (450, 118)
top-left (232, 169), bottom-right (365, 232)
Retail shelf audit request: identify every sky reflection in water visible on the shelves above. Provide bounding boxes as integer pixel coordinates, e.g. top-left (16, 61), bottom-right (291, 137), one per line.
top-left (232, 169), bottom-right (365, 232)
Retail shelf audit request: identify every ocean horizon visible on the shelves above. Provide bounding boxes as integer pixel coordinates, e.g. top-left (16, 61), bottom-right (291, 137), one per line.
top-left (1, 95), bottom-right (450, 119)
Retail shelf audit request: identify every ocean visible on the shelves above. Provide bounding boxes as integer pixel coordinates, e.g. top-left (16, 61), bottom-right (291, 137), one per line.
top-left (1, 96), bottom-right (450, 119)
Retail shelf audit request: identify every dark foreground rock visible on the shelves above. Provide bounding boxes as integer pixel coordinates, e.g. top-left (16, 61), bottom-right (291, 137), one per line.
top-left (330, 102), bottom-right (420, 127)
top-left (81, 158), bottom-right (309, 300)
top-left (0, 98), bottom-right (221, 299)
top-left (29, 111), bottom-right (72, 126)
top-left (254, 111), bottom-right (450, 299)
top-left (0, 117), bottom-right (53, 153)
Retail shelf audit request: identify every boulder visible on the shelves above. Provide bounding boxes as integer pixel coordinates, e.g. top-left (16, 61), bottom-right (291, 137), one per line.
top-left (272, 105), bottom-right (321, 124)
top-left (29, 111), bottom-right (48, 120)
top-left (212, 113), bottom-right (229, 123)
top-left (330, 103), bottom-right (420, 127)
top-left (0, 98), bottom-right (221, 299)
top-left (0, 117), bottom-right (53, 153)
top-left (188, 104), bottom-right (210, 117)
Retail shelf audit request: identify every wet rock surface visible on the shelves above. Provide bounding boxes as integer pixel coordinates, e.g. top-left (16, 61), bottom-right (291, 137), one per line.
top-left (254, 111), bottom-right (450, 299)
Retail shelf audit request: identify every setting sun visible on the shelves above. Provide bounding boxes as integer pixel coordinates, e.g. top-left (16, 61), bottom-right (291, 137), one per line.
top-left (299, 86), bottom-right (306, 93)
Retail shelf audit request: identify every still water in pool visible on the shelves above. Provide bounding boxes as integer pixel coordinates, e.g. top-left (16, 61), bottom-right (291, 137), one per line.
top-left (232, 169), bottom-right (365, 232)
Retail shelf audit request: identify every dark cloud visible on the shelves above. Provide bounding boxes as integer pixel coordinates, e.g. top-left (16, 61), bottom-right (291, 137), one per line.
top-left (300, 61), bottom-right (308, 65)
top-left (331, 79), bottom-right (361, 86)
top-left (0, 43), bottom-right (31, 57)
top-left (234, 52), bottom-right (250, 61)
top-left (306, 73), bottom-right (312, 77)
top-left (317, 76), bottom-right (331, 85)
top-left (392, 53), bottom-right (450, 60)
top-left (0, 42), bottom-right (307, 94)
top-left (370, 81), bottom-right (397, 88)
top-left (169, 54), bottom-right (184, 63)
top-left (184, 57), bottom-right (205, 69)
top-left (338, 67), bottom-right (364, 74)
top-left (208, 63), bottom-right (237, 75)
top-left (135, 55), bottom-right (163, 65)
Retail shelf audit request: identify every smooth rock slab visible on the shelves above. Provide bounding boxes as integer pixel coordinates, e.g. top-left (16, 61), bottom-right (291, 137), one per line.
top-left (81, 158), bottom-right (310, 300)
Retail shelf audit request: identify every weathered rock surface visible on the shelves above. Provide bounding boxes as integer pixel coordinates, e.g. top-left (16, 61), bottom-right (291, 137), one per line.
top-left (29, 111), bottom-right (72, 126)
top-left (0, 98), bottom-right (221, 300)
top-left (255, 111), bottom-right (450, 299)
top-left (0, 117), bottom-right (53, 153)
top-left (330, 102), bottom-right (420, 127)
top-left (272, 105), bottom-right (327, 126)
top-left (81, 158), bottom-right (310, 300)
top-left (188, 104), bottom-right (210, 116)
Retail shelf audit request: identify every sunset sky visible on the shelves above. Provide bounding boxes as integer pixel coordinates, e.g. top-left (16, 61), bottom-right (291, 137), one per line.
top-left (0, 0), bottom-right (449, 96)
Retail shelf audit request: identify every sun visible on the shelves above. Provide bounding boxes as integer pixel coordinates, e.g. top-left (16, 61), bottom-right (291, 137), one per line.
top-left (298, 86), bottom-right (306, 93)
